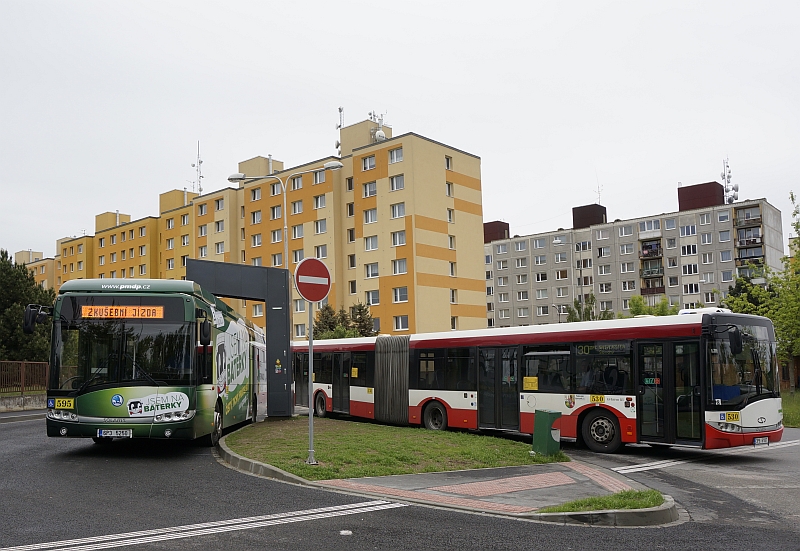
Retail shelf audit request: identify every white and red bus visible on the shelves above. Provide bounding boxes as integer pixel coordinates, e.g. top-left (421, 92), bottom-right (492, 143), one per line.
top-left (292, 310), bottom-right (783, 453)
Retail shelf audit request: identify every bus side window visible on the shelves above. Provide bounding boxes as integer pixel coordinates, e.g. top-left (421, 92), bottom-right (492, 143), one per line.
top-left (197, 343), bottom-right (213, 385)
top-left (418, 350), bottom-right (444, 390)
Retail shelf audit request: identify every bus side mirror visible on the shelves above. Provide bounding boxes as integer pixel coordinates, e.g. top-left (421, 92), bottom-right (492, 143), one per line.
top-left (199, 320), bottom-right (212, 347)
top-left (729, 327), bottom-right (743, 355)
top-left (23, 305), bottom-right (39, 334)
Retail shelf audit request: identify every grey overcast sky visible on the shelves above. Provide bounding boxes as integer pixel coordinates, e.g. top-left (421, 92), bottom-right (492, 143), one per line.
top-left (2, 1), bottom-right (798, 259)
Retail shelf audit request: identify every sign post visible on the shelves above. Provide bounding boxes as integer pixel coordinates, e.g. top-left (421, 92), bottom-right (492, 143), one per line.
top-left (293, 258), bottom-right (332, 465)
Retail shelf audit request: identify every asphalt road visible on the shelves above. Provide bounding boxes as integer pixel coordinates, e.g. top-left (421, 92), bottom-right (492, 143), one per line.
top-left (2, 415), bottom-right (799, 551)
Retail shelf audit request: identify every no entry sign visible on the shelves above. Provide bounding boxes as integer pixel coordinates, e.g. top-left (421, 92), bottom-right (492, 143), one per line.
top-left (294, 258), bottom-right (332, 303)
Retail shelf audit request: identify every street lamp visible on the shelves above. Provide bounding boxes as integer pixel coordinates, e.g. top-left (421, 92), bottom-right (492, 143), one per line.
top-left (228, 161), bottom-right (344, 274)
top-left (553, 304), bottom-right (566, 323)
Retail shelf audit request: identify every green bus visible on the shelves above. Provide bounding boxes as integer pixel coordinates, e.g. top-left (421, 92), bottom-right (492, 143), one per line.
top-left (26, 279), bottom-right (267, 445)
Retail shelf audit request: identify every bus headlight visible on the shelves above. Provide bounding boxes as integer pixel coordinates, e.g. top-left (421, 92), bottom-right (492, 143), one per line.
top-left (154, 410), bottom-right (195, 423)
top-left (711, 421), bottom-right (742, 433)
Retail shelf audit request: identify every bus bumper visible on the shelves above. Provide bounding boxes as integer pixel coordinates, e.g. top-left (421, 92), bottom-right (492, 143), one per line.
top-left (46, 418), bottom-right (195, 440)
top-left (704, 423), bottom-right (784, 449)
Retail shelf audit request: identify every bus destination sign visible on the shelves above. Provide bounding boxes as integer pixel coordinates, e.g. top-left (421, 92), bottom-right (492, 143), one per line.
top-left (80, 306), bottom-right (164, 319)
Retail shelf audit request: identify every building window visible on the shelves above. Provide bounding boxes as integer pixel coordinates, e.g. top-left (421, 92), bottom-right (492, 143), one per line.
top-left (110, 252), bottom-right (117, 263)
top-left (314, 245), bottom-right (327, 259)
top-left (666, 238), bottom-right (677, 249)
top-left (391, 202), bottom-right (405, 218)
top-left (347, 202), bottom-right (355, 217)
top-left (179, 214), bottom-right (188, 226)
top-left (365, 290), bottom-right (379, 306)
top-left (314, 171), bottom-right (325, 184)
top-left (394, 315), bottom-right (409, 331)
top-left (293, 249), bottom-right (304, 263)
top-left (620, 243), bottom-right (634, 255)
top-left (620, 262), bottom-right (635, 273)
top-left (271, 229), bottom-right (282, 243)
top-left (599, 282), bottom-right (612, 293)
top-left (348, 254), bottom-right (357, 268)
top-left (393, 287), bottom-right (408, 302)
top-left (450, 289), bottom-right (458, 303)
top-left (668, 257), bottom-right (678, 268)
top-left (486, 286), bottom-right (494, 296)
top-left (668, 276), bottom-right (679, 287)
top-left (347, 228), bottom-right (355, 243)
top-left (364, 208), bottom-right (377, 224)
top-left (449, 235), bottom-right (456, 249)
top-left (720, 250), bottom-right (732, 262)
top-left (181, 255), bottom-right (188, 267)
top-left (665, 218), bottom-right (676, 230)
top-left (271, 253), bottom-right (282, 267)
top-left (292, 225), bottom-right (303, 239)
top-left (497, 260), bottom-right (508, 270)
top-left (622, 280), bottom-right (636, 291)
top-left (619, 225), bottom-right (632, 237)
top-left (392, 258), bottom-right (407, 274)
top-left (345, 177), bottom-right (353, 191)
top-left (445, 182), bottom-right (453, 197)
top-left (445, 156), bottom-right (452, 170)
top-left (362, 155), bottom-right (376, 171)
top-left (536, 306), bottom-right (549, 317)
top-left (704, 292), bottom-right (716, 304)
top-left (701, 233), bottom-right (712, 245)
top-left (392, 231), bottom-right (406, 246)
top-left (313, 195), bottom-right (326, 209)
top-left (499, 309), bottom-right (510, 319)
top-left (198, 204), bottom-right (207, 216)
top-left (389, 147), bottom-right (403, 163)
top-left (251, 188), bottom-right (262, 201)
top-left (681, 244), bottom-right (697, 256)
top-left (498, 276), bottom-right (509, 286)
top-left (496, 243), bottom-right (507, 254)
top-left (290, 176), bottom-right (302, 191)
top-left (683, 283), bottom-right (699, 295)
top-left (718, 210), bottom-right (730, 223)
top-left (139, 264), bottom-right (146, 275)
top-left (447, 209), bottom-right (455, 223)
top-left (166, 238), bottom-right (174, 250)
top-left (365, 263), bottom-right (379, 278)
top-left (598, 246), bottom-right (610, 257)
top-left (214, 242), bottom-right (224, 254)
top-left (294, 299), bottom-right (306, 313)
top-left (363, 182), bottom-right (377, 198)
top-left (251, 211), bottom-right (261, 224)
top-left (719, 230), bottom-right (731, 242)
top-left (533, 255), bottom-right (545, 266)
top-left (390, 174), bottom-right (404, 191)
top-left (449, 262), bottom-right (456, 276)
top-left (251, 234), bottom-right (262, 247)
top-left (598, 264), bottom-right (611, 275)
top-left (197, 225), bottom-right (207, 237)
top-left (699, 213), bottom-right (711, 225)
top-left (521, 240), bottom-right (533, 251)
top-left (555, 252), bottom-right (567, 263)
top-left (555, 270), bottom-right (568, 280)
top-left (348, 281), bottom-right (357, 295)
top-left (252, 303), bottom-right (263, 317)
top-left (270, 205), bottom-right (282, 220)
top-left (294, 324), bottom-right (306, 338)
top-left (314, 219), bottom-right (327, 234)
top-left (680, 225), bottom-right (697, 237)
top-left (722, 270), bottom-right (733, 282)
top-left (215, 220), bottom-right (224, 233)
top-left (600, 301), bottom-right (613, 312)
top-left (139, 245), bottom-right (146, 256)
top-left (292, 200), bottom-right (303, 215)
top-left (639, 219), bottom-right (660, 232)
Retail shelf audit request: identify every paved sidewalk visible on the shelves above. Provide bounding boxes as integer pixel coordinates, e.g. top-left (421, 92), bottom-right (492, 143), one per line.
top-left (217, 430), bottom-right (680, 526)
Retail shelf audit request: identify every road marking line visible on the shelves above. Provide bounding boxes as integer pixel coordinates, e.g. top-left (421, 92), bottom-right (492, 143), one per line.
top-left (0, 501), bottom-right (404, 551)
top-left (612, 439), bottom-right (800, 474)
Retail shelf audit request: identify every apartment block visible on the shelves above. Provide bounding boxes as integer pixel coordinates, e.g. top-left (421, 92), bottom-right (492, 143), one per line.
top-left (17, 117), bottom-right (486, 337)
top-left (14, 250), bottom-right (55, 290)
top-left (485, 182), bottom-right (783, 326)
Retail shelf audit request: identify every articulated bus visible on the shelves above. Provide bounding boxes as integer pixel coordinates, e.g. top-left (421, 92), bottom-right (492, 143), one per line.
top-left (27, 279), bottom-right (267, 445)
top-left (293, 310), bottom-right (783, 452)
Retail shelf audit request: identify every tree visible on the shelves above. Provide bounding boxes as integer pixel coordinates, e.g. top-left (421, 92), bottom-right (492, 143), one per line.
top-left (625, 295), bottom-right (680, 317)
top-left (313, 304), bottom-right (338, 335)
top-left (565, 293), bottom-right (614, 322)
top-left (0, 249), bottom-right (55, 361)
top-left (350, 302), bottom-right (376, 336)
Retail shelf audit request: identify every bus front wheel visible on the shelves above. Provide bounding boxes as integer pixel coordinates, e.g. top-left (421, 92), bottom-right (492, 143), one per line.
top-left (210, 401), bottom-right (223, 447)
top-left (582, 409), bottom-right (621, 453)
top-left (314, 392), bottom-right (327, 418)
top-left (423, 401), bottom-right (448, 431)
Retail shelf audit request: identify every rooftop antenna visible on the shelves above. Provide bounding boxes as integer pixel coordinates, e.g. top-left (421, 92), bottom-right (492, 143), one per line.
top-left (337, 106), bottom-right (344, 129)
top-left (190, 141), bottom-right (204, 194)
top-left (721, 157), bottom-right (738, 204)
top-left (594, 169), bottom-right (603, 204)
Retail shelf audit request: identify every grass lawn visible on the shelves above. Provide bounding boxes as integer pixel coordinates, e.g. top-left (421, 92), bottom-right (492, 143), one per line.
top-left (783, 392), bottom-right (800, 428)
top-left (537, 490), bottom-right (663, 513)
top-left (225, 416), bottom-right (568, 481)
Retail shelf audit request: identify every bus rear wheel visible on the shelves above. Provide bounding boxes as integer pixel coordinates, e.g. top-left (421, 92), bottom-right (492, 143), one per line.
top-left (314, 392), bottom-right (327, 418)
top-left (423, 401), bottom-right (447, 431)
top-left (582, 409), bottom-right (621, 453)
top-left (210, 401), bottom-right (223, 447)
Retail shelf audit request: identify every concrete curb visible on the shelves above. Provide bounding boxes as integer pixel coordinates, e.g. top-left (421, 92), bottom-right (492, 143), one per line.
top-left (217, 432), bottom-right (681, 527)
top-left (521, 495), bottom-right (679, 526)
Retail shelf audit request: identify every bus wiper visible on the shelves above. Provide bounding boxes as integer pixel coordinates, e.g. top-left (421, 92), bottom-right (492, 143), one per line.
top-left (751, 348), bottom-right (763, 395)
top-left (126, 354), bottom-right (159, 386)
top-left (76, 373), bottom-right (102, 394)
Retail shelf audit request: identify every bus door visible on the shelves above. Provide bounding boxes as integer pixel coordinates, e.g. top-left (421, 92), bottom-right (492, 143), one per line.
top-left (478, 347), bottom-right (519, 430)
top-left (294, 353), bottom-right (308, 407)
top-left (636, 343), bottom-right (675, 444)
top-left (332, 353), bottom-right (351, 414)
top-left (673, 342), bottom-right (702, 443)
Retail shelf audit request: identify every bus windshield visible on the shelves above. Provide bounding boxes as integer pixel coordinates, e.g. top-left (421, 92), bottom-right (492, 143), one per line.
top-left (53, 296), bottom-right (193, 391)
top-left (709, 323), bottom-right (779, 407)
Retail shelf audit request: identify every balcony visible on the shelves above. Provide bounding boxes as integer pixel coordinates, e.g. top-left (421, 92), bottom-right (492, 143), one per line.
top-left (641, 286), bottom-right (665, 296)
top-left (640, 266), bottom-right (664, 277)
top-left (737, 237), bottom-right (762, 247)
top-left (639, 247), bottom-right (663, 259)
top-left (735, 256), bottom-right (763, 267)
top-left (735, 216), bottom-right (762, 227)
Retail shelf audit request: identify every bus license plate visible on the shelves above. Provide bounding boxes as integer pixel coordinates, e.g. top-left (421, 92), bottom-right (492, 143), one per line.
top-left (753, 437), bottom-right (769, 446)
top-left (97, 429), bottom-right (132, 438)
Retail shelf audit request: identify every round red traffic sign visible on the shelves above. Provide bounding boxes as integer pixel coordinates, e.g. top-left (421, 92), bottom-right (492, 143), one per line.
top-left (294, 258), bottom-right (332, 303)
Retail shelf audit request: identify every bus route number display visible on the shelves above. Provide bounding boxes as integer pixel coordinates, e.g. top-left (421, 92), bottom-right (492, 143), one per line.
top-left (81, 306), bottom-right (164, 319)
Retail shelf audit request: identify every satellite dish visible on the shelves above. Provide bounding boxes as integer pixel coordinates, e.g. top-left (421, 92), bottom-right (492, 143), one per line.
top-left (375, 130), bottom-right (386, 141)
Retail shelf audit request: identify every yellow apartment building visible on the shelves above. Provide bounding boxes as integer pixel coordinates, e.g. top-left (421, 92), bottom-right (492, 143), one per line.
top-left (16, 117), bottom-right (486, 336)
top-left (14, 250), bottom-right (55, 290)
